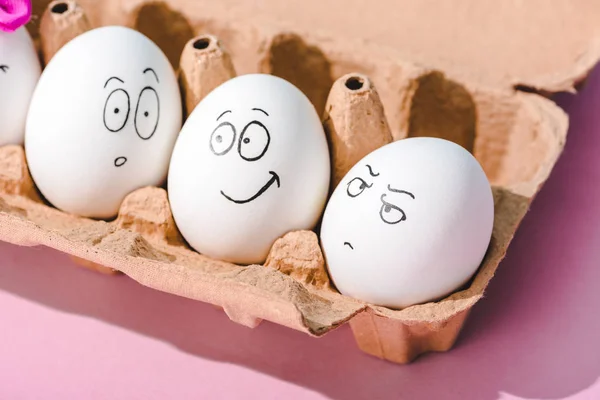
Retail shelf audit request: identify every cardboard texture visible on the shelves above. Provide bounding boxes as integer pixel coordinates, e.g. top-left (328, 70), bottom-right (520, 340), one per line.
top-left (13, 0), bottom-right (598, 363)
top-left (39, 0), bottom-right (90, 64)
top-left (179, 34), bottom-right (236, 117)
top-left (323, 73), bottom-right (393, 187)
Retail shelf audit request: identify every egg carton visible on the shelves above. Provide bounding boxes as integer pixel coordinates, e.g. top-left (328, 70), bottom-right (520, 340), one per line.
top-left (13, 0), bottom-right (599, 363)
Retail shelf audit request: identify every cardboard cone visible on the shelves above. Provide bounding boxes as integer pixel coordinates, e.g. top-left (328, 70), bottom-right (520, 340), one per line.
top-left (39, 0), bottom-right (91, 64)
top-left (323, 73), bottom-right (393, 187)
top-left (179, 35), bottom-right (236, 117)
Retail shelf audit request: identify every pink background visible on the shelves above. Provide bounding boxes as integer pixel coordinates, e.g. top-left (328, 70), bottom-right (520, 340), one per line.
top-left (2, 67), bottom-right (600, 399)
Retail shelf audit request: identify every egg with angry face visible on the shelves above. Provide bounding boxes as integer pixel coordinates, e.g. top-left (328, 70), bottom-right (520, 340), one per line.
top-left (168, 74), bottom-right (330, 265)
top-left (25, 26), bottom-right (182, 219)
top-left (320, 137), bottom-right (494, 309)
top-left (0, 27), bottom-right (41, 146)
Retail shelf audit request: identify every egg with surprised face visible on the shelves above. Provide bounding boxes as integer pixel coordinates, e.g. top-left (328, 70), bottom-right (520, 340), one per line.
top-left (25, 26), bottom-right (182, 219)
top-left (0, 27), bottom-right (41, 145)
top-left (168, 74), bottom-right (330, 265)
top-left (321, 137), bottom-right (494, 309)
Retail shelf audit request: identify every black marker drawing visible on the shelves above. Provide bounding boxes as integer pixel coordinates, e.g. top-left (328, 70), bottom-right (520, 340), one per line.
top-left (366, 164), bottom-right (379, 177)
top-left (216, 110), bottom-right (231, 121)
top-left (346, 177), bottom-right (372, 198)
top-left (0, 65), bottom-right (9, 73)
top-left (114, 156), bottom-right (127, 167)
top-left (238, 120), bottom-right (270, 162)
top-left (134, 86), bottom-right (160, 140)
top-left (387, 184), bottom-right (415, 199)
top-left (104, 76), bottom-right (124, 88)
top-left (251, 107), bottom-right (269, 117)
top-left (143, 67), bottom-right (160, 83)
top-left (221, 171), bottom-right (280, 204)
top-left (379, 193), bottom-right (408, 224)
top-left (210, 121), bottom-right (236, 155)
top-left (343, 242), bottom-right (354, 250)
top-left (103, 88), bottom-right (131, 132)
top-left (212, 108), bottom-right (277, 203)
top-left (101, 70), bottom-right (162, 168)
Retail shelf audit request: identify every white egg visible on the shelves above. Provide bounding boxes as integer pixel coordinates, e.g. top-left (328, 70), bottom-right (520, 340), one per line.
top-left (168, 74), bottom-right (330, 265)
top-left (0, 27), bottom-right (41, 146)
top-left (320, 137), bottom-right (494, 309)
top-left (25, 26), bottom-right (182, 219)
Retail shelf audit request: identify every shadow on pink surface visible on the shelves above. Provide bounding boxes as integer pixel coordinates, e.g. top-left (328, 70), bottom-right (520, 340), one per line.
top-left (2, 67), bottom-right (600, 399)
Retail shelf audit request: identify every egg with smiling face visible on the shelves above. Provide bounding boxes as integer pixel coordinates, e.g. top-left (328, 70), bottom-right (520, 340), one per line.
top-left (321, 137), bottom-right (494, 309)
top-left (0, 27), bottom-right (41, 146)
top-left (168, 74), bottom-right (330, 265)
top-left (25, 26), bottom-right (182, 219)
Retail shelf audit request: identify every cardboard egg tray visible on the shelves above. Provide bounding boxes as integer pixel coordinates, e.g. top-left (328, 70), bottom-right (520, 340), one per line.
top-left (10, 0), bottom-right (599, 363)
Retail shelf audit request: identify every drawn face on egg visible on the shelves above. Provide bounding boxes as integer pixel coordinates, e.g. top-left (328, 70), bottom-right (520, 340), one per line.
top-left (341, 163), bottom-right (416, 251)
top-left (321, 137), bottom-right (494, 309)
top-left (209, 107), bottom-right (281, 204)
top-left (102, 68), bottom-right (162, 168)
top-left (0, 28), bottom-right (41, 146)
top-left (169, 74), bottom-right (330, 265)
top-left (25, 26), bottom-right (182, 219)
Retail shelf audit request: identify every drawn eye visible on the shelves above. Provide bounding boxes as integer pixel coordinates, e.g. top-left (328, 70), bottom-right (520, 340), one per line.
top-left (379, 194), bottom-right (406, 224)
top-left (346, 177), bottom-right (372, 198)
top-left (238, 121), bottom-right (270, 161)
top-left (0, 65), bottom-right (8, 73)
top-left (210, 122), bottom-right (236, 155)
top-left (135, 87), bottom-right (160, 140)
top-left (103, 88), bottom-right (130, 132)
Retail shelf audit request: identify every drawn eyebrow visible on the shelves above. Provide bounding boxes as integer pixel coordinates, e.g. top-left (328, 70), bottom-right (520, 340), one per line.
top-left (366, 164), bottom-right (379, 177)
top-left (251, 107), bottom-right (269, 117)
top-left (104, 76), bottom-right (124, 88)
top-left (387, 184), bottom-right (415, 199)
top-left (0, 65), bottom-right (9, 73)
top-left (143, 68), bottom-right (160, 83)
top-left (217, 110), bottom-right (232, 121)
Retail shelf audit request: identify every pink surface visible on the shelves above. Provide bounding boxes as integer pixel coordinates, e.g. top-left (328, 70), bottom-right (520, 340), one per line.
top-left (2, 69), bottom-right (600, 399)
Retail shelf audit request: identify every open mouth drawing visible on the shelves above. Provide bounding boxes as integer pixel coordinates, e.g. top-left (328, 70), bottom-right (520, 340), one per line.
top-left (221, 171), bottom-right (280, 204)
top-left (114, 156), bottom-right (127, 167)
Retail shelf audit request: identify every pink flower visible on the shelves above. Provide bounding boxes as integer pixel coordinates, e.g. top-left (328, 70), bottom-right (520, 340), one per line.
top-left (0, 0), bottom-right (31, 32)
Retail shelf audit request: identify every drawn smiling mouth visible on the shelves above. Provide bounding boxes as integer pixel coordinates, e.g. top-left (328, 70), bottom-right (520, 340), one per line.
top-left (221, 171), bottom-right (281, 204)
top-left (114, 157), bottom-right (127, 167)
